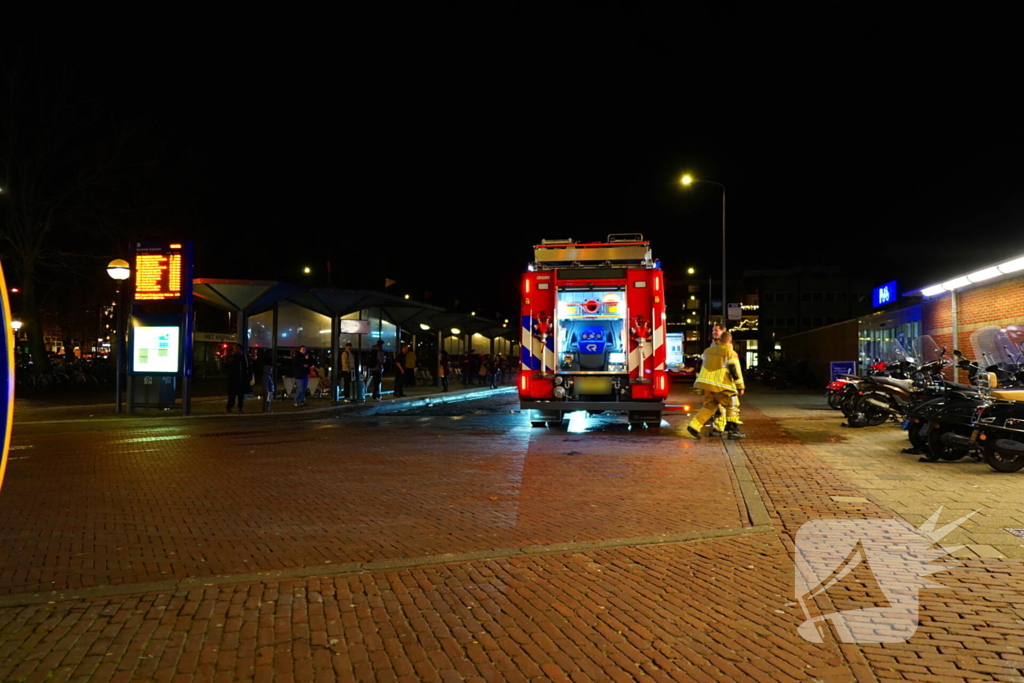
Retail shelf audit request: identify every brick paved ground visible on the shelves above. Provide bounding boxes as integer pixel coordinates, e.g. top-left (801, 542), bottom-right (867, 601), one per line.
top-left (754, 390), bottom-right (1024, 559)
top-left (1, 398), bottom-right (744, 597)
top-left (2, 386), bottom-right (1024, 681)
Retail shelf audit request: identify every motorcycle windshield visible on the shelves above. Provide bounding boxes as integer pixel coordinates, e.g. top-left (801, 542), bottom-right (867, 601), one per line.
top-left (911, 335), bottom-right (942, 364)
top-left (869, 339), bottom-right (911, 364)
top-left (1003, 324), bottom-right (1024, 351)
top-left (970, 326), bottom-right (1017, 371)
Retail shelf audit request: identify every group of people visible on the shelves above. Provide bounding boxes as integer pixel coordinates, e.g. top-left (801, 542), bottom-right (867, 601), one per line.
top-left (686, 324), bottom-right (747, 440)
top-left (222, 341), bottom-right (480, 411)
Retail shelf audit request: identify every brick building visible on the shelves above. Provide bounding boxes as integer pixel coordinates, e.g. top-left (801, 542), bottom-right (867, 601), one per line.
top-left (780, 254), bottom-right (1024, 385)
top-left (918, 268), bottom-right (1024, 382)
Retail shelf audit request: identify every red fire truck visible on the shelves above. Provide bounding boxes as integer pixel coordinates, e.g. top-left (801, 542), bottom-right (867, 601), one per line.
top-left (519, 234), bottom-right (669, 428)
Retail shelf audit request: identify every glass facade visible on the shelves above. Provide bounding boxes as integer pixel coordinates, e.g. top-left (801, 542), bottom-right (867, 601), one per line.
top-left (857, 304), bottom-right (921, 370)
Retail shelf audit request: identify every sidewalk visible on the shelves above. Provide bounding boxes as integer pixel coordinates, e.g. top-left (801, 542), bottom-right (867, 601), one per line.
top-left (12, 381), bottom-right (515, 426)
top-left (2, 386), bottom-right (1024, 682)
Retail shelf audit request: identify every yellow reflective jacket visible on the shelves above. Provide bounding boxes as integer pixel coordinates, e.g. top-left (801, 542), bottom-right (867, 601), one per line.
top-left (694, 342), bottom-right (745, 395)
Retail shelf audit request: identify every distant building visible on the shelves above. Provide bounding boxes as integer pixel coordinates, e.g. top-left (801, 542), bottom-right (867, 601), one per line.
top-left (744, 266), bottom-right (873, 366)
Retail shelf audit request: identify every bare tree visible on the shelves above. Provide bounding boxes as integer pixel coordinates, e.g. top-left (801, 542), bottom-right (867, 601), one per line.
top-left (0, 47), bottom-right (142, 371)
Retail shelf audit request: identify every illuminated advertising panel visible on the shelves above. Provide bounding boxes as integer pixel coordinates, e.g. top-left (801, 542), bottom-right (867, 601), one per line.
top-left (132, 326), bottom-right (181, 374)
top-left (134, 243), bottom-right (185, 301)
top-left (340, 319), bottom-right (371, 334)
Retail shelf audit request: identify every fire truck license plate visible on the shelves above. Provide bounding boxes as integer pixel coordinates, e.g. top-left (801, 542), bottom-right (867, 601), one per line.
top-left (575, 376), bottom-right (613, 395)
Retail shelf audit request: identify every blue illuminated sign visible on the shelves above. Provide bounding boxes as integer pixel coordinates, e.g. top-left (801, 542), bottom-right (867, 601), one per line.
top-left (830, 361), bottom-right (856, 381)
top-left (872, 280), bottom-right (897, 307)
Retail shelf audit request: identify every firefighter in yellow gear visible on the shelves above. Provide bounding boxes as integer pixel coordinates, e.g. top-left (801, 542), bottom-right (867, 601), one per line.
top-left (704, 324), bottom-right (739, 435)
top-left (687, 331), bottom-right (746, 440)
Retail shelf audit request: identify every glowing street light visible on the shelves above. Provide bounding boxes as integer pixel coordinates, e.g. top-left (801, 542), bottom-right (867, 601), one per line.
top-left (679, 173), bottom-right (727, 321)
top-left (106, 259), bottom-right (130, 281)
top-left (106, 259), bottom-right (131, 413)
top-left (10, 320), bottom-right (22, 331)
top-left (687, 267), bottom-right (695, 275)
top-left (303, 266), bottom-right (311, 274)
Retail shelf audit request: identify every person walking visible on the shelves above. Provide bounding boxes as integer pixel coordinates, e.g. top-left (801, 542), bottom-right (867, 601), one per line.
top-left (404, 345), bottom-right (417, 387)
top-left (394, 344), bottom-right (409, 397)
top-left (260, 351), bottom-right (275, 412)
top-left (687, 331), bottom-right (746, 440)
top-left (225, 345), bottom-right (253, 414)
top-left (438, 349), bottom-right (451, 392)
top-left (708, 324), bottom-right (731, 436)
top-left (293, 345), bottom-right (313, 406)
top-left (367, 340), bottom-right (385, 400)
top-left (340, 342), bottom-right (356, 402)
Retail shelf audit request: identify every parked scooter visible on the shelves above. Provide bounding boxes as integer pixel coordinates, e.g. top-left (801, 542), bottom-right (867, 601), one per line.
top-left (911, 326), bottom-right (1024, 463)
top-left (973, 384), bottom-right (1024, 471)
top-left (848, 336), bottom-right (949, 428)
top-left (837, 340), bottom-right (914, 418)
top-left (901, 339), bottom-right (982, 457)
top-left (826, 360), bottom-right (885, 410)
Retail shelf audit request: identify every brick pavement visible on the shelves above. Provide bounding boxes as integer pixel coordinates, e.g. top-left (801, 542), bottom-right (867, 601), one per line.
top-left (0, 399), bottom-right (746, 598)
top-left (752, 390), bottom-right (1024, 559)
top-left (3, 388), bottom-right (1024, 681)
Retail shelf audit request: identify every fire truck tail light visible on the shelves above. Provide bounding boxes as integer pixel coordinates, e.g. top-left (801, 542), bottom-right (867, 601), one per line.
top-left (657, 374), bottom-right (666, 392)
top-left (655, 276), bottom-right (661, 291)
top-left (519, 372), bottom-right (530, 393)
top-left (525, 279), bottom-right (531, 294)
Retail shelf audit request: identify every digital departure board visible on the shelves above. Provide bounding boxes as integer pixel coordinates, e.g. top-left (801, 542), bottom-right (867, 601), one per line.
top-left (134, 243), bottom-right (185, 301)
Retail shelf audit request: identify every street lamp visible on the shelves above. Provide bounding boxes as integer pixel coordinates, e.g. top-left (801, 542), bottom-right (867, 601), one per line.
top-left (107, 259), bottom-right (130, 413)
top-left (10, 320), bottom-right (22, 332)
top-left (303, 266), bottom-right (312, 274)
top-left (687, 267), bottom-right (695, 275)
top-left (680, 174), bottom-right (727, 323)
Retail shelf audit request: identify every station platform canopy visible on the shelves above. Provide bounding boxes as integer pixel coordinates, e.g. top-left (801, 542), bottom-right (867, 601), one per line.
top-left (192, 280), bottom-right (514, 346)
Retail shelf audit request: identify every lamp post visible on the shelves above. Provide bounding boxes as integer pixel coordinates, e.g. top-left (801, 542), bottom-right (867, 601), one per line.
top-left (680, 174), bottom-right (727, 324)
top-left (106, 259), bottom-right (130, 413)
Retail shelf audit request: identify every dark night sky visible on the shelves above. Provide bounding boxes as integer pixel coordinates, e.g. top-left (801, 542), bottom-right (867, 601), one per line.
top-left (7, 7), bottom-right (1024, 317)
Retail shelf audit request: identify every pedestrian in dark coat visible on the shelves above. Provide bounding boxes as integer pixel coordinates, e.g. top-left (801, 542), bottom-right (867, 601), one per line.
top-left (225, 346), bottom-right (253, 413)
top-left (438, 349), bottom-right (451, 392)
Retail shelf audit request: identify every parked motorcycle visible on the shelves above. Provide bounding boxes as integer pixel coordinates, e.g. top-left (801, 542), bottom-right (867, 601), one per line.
top-left (901, 339), bottom-right (982, 457)
top-left (974, 389), bottom-right (1024, 471)
top-left (849, 336), bottom-right (949, 428)
top-left (826, 360), bottom-right (885, 410)
top-left (837, 340), bottom-right (914, 418)
top-left (911, 326), bottom-right (1024, 463)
